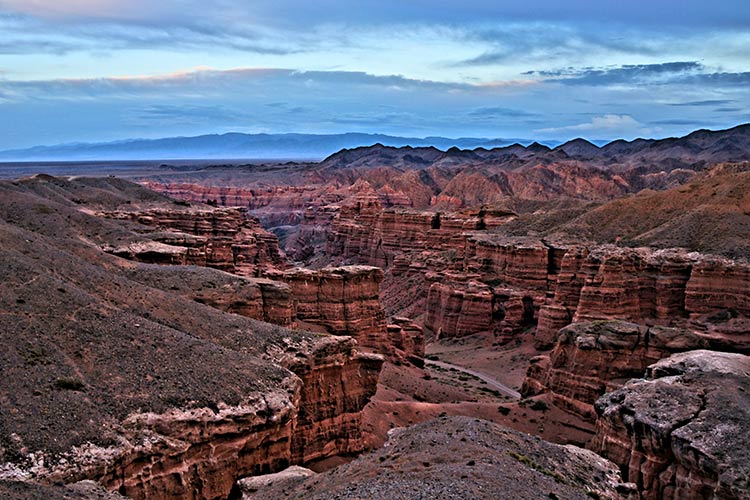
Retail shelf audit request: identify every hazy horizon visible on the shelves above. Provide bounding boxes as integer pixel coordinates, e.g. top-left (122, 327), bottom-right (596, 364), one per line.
top-left (0, 1), bottom-right (748, 150)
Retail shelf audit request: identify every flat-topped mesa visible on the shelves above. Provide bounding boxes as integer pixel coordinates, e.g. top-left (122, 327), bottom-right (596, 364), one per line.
top-left (464, 235), bottom-right (557, 291)
top-left (521, 321), bottom-right (710, 422)
top-left (100, 206), bottom-right (285, 277)
top-left (276, 266), bottom-right (415, 359)
top-left (590, 350), bottom-right (750, 500)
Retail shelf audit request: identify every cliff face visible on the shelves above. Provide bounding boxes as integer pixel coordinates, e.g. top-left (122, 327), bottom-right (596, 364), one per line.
top-left (534, 248), bottom-right (750, 350)
top-left (521, 321), bottom-right (710, 421)
top-left (100, 206), bottom-right (285, 277)
top-left (273, 337), bottom-right (384, 465)
top-left (94, 190), bottom-right (425, 363)
top-left (277, 266), bottom-right (416, 359)
top-left (590, 350), bottom-right (750, 500)
top-left (0, 176), bottom-right (383, 500)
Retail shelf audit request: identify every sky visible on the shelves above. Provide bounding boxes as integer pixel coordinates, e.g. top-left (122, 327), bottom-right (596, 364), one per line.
top-left (0, 0), bottom-right (748, 149)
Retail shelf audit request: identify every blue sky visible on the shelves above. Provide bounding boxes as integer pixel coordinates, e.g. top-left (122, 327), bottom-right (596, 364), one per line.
top-left (0, 0), bottom-right (748, 149)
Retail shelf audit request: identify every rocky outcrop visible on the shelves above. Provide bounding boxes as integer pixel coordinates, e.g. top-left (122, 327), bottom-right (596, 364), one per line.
top-left (590, 350), bottom-right (750, 500)
top-left (424, 279), bottom-right (494, 338)
top-left (272, 336), bottom-right (384, 465)
top-left (100, 206), bottom-right (285, 277)
top-left (277, 266), bottom-right (391, 354)
top-left (241, 416), bottom-right (634, 500)
top-left (534, 247), bottom-right (750, 350)
top-left (386, 317), bottom-right (425, 365)
top-left (0, 176), bottom-right (383, 500)
top-left (126, 265), bottom-right (296, 327)
top-left (522, 321), bottom-right (710, 421)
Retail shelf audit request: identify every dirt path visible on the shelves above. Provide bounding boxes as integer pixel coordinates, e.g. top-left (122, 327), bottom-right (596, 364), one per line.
top-left (425, 359), bottom-right (522, 399)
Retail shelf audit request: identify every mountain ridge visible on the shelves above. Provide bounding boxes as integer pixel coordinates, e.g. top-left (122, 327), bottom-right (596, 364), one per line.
top-left (0, 132), bottom-right (557, 162)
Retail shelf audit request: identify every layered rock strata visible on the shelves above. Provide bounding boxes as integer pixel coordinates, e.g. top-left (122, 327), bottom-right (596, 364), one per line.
top-left (522, 321), bottom-right (710, 421)
top-left (0, 176), bottom-right (383, 500)
top-left (277, 266), bottom-right (403, 358)
top-left (100, 206), bottom-right (285, 277)
top-left (590, 350), bottom-right (750, 500)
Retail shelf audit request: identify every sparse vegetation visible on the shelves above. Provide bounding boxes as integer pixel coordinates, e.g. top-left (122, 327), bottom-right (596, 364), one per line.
top-left (53, 378), bottom-right (86, 392)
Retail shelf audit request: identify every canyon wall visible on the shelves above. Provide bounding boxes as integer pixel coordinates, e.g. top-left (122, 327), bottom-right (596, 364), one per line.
top-left (328, 205), bottom-right (750, 350)
top-left (521, 321), bottom-right (710, 421)
top-left (276, 266), bottom-right (403, 358)
top-left (14, 336), bottom-right (383, 500)
top-left (100, 206), bottom-right (286, 277)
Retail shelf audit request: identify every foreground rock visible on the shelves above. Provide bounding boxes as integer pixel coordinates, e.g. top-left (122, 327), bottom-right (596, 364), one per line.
top-left (241, 416), bottom-right (634, 500)
top-left (0, 480), bottom-right (127, 500)
top-left (0, 176), bottom-right (383, 499)
top-left (590, 350), bottom-right (750, 500)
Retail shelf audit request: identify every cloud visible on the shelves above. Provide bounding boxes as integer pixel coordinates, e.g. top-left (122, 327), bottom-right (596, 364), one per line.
top-left (667, 99), bottom-right (734, 107)
top-left (466, 106), bottom-right (538, 118)
top-left (4, 0), bottom-right (750, 29)
top-left (129, 104), bottom-right (250, 124)
top-left (526, 61), bottom-right (703, 85)
top-left (0, 66), bottom-right (503, 103)
top-left (649, 119), bottom-right (718, 126)
top-left (535, 115), bottom-right (651, 138)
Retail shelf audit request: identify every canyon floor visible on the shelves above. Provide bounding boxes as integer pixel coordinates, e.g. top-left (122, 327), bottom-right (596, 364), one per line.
top-left (2, 124), bottom-right (750, 500)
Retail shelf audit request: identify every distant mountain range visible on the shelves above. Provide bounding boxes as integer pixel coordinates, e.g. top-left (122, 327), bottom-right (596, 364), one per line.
top-left (0, 133), bottom-right (564, 162)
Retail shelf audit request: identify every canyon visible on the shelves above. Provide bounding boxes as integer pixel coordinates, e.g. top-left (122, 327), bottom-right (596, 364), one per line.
top-left (3, 124), bottom-right (750, 499)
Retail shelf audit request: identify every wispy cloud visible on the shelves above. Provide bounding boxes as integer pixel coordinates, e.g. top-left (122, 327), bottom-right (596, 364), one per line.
top-left (535, 115), bottom-right (653, 138)
top-left (466, 106), bottom-right (539, 118)
top-left (525, 61), bottom-right (703, 85)
top-left (667, 99), bottom-right (734, 107)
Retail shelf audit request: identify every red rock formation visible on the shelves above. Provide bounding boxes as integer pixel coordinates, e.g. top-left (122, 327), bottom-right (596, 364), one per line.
top-left (424, 278), bottom-right (493, 338)
top-left (29, 336), bottom-right (383, 500)
top-left (275, 337), bottom-right (384, 465)
top-left (590, 350), bottom-right (750, 500)
top-left (522, 321), bottom-right (709, 421)
top-left (386, 317), bottom-right (425, 365)
top-left (100, 206), bottom-right (285, 277)
top-left (0, 176), bottom-right (384, 500)
top-left (464, 235), bottom-right (554, 291)
top-left (685, 258), bottom-right (750, 317)
top-left (126, 266), bottom-right (296, 327)
top-left (277, 266), bottom-right (393, 356)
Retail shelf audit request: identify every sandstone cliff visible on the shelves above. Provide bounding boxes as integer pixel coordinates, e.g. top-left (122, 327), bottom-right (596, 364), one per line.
top-left (522, 321), bottom-right (710, 421)
top-left (100, 205), bottom-right (285, 277)
top-left (0, 176), bottom-right (383, 499)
